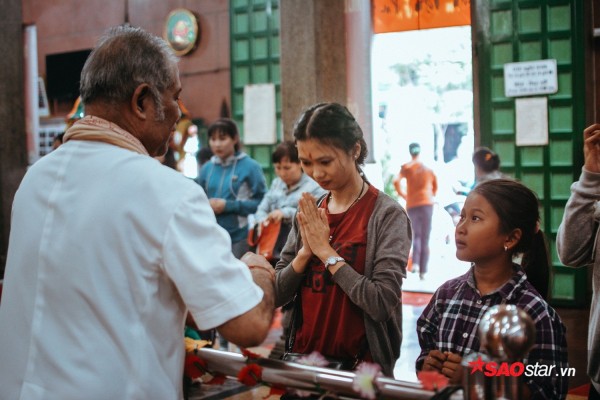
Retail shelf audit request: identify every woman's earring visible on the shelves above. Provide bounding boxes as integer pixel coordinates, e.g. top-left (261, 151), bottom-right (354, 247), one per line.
top-left (504, 245), bottom-right (508, 252)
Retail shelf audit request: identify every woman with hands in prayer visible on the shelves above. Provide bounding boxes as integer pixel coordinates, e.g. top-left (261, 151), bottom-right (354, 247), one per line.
top-left (273, 102), bottom-right (412, 378)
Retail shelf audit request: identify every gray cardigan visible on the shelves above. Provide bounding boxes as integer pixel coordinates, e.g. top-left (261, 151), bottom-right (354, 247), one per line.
top-left (557, 168), bottom-right (600, 392)
top-left (274, 190), bottom-right (412, 376)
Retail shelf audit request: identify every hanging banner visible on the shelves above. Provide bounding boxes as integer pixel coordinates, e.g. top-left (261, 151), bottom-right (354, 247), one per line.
top-left (372, 0), bottom-right (419, 33)
top-left (372, 0), bottom-right (471, 34)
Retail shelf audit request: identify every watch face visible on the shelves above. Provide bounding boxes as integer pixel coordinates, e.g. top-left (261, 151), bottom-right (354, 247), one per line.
top-left (326, 256), bottom-right (342, 266)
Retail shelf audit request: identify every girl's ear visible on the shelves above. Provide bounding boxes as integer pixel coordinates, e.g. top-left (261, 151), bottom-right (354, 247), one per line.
top-left (505, 228), bottom-right (522, 252)
top-left (352, 143), bottom-right (361, 159)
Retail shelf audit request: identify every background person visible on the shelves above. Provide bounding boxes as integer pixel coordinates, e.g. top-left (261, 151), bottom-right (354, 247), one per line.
top-left (557, 122), bottom-right (600, 400)
top-left (417, 179), bottom-right (567, 399)
top-left (252, 140), bottom-right (325, 264)
top-left (197, 118), bottom-right (267, 259)
top-left (274, 102), bottom-right (412, 378)
top-left (0, 26), bottom-right (275, 400)
top-left (394, 142), bottom-right (437, 280)
top-left (472, 146), bottom-right (503, 186)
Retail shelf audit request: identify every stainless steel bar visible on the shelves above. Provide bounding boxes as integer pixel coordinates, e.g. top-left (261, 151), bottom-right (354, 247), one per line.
top-left (196, 348), bottom-right (464, 399)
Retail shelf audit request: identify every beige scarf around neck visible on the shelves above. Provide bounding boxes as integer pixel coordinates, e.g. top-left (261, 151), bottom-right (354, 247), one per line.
top-left (63, 115), bottom-right (149, 156)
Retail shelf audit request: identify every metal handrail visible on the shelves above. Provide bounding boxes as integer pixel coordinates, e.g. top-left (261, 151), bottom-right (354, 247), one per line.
top-left (196, 348), bottom-right (463, 399)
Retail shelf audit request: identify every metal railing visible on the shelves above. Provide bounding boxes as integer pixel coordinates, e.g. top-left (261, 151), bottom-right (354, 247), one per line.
top-left (197, 348), bottom-right (463, 399)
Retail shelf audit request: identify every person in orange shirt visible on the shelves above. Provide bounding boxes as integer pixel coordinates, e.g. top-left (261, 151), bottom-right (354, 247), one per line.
top-left (394, 142), bottom-right (438, 280)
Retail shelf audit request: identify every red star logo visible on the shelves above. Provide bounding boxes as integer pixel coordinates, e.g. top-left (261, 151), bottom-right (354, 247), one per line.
top-left (468, 356), bottom-right (485, 374)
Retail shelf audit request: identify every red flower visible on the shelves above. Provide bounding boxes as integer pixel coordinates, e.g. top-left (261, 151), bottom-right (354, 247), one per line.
top-left (237, 363), bottom-right (263, 386)
top-left (241, 348), bottom-right (262, 360)
top-left (184, 354), bottom-right (209, 380)
top-left (417, 370), bottom-right (449, 391)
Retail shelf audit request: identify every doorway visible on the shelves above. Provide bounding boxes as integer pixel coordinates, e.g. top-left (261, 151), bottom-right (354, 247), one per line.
top-left (371, 26), bottom-right (473, 293)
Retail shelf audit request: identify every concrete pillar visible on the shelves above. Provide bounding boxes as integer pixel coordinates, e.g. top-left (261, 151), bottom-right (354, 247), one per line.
top-left (345, 0), bottom-right (374, 162)
top-left (0, 0), bottom-right (28, 277)
top-left (280, 0), bottom-right (347, 138)
top-left (280, 1), bottom-right (374, 162)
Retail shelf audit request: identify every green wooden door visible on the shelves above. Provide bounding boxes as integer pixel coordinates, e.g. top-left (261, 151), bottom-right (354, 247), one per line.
top-left (474, 0), bottom-right (587, 307)
top-left (230, 0), bottom-right (281, 185)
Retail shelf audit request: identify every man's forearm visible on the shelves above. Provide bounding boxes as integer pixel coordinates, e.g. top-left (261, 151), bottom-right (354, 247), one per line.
top-left (250, 268), bottom-right (275, 316)
top-left (217, 269), bottom-right (275, 348)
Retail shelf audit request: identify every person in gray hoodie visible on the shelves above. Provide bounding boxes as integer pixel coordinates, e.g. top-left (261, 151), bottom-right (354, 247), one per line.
top-left (557, 123), bottom-right (600, 399)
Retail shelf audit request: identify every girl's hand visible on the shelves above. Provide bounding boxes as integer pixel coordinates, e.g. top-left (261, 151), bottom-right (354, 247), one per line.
top-left (291, 214), bottom-right (313, 274)
top-left (267, 209), bottom-right (284, 223)
top-left (422, 350), bottom-right (446, 373)
top-left (297, 215), bottom-right (314, 258)
top-left (441, 352), bottom-right (463, 384)
top-left (297, 193), bottom-right (331, 259)
top-left (584, 123), bottom-right (600, 173)
top-left (209, 198), bottom-right (226, 214)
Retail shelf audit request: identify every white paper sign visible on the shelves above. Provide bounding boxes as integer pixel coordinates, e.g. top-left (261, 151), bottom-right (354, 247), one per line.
top-left (516, 97), bottom-right (548, 146)
top-left (504, 59), bottom-right (558, 97)
top-left (243, 83), bottom-right (276, 145)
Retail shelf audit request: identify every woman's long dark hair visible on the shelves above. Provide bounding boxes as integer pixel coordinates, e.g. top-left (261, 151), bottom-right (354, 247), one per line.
top-left (292, 103), bottom-right (368, 166)
top-left (471, 179), bottom-right (551, 299)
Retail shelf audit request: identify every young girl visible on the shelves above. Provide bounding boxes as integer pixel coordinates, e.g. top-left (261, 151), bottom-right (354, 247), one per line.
top-left (197, 118), bottom-right (266, 258)
top-left (274, 103), bottom-right (412, 377)
top-left (416, 179), bottom-right (568, 399)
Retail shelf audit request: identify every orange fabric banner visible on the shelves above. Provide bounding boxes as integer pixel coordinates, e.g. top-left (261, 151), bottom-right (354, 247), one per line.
top-left (372, 0), bottom-right (471, 34)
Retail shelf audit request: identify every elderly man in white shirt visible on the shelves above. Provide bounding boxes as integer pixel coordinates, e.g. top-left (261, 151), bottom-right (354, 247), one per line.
top-left (0, 26), bottom-right (275, 400)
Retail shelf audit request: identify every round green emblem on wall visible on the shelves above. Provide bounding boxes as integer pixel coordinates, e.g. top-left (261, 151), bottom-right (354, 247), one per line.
top-left (164, 8), bottom-right (200, 56)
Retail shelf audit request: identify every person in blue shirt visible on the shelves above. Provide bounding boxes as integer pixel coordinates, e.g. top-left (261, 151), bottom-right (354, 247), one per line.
top-left (197, 118), bottom-right (267, 258)
top-left (254, 140), bottom-right (325, 225)
top-left (252, 140), bottom-right (325, 265)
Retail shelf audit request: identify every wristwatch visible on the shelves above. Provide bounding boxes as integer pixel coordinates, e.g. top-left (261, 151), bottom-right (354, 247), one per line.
top-left (324, 256), bottom-right (345, 271)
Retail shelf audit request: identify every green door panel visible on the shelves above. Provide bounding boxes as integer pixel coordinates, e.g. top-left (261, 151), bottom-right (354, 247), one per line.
top-left (474, 0), bottom-right (587, 307)
top-left (230, 0), bottom-right (281, 185)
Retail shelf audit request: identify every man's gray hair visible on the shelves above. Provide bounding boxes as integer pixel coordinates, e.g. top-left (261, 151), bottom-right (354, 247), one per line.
top-left (80, 25), bottom-right (179, 109)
